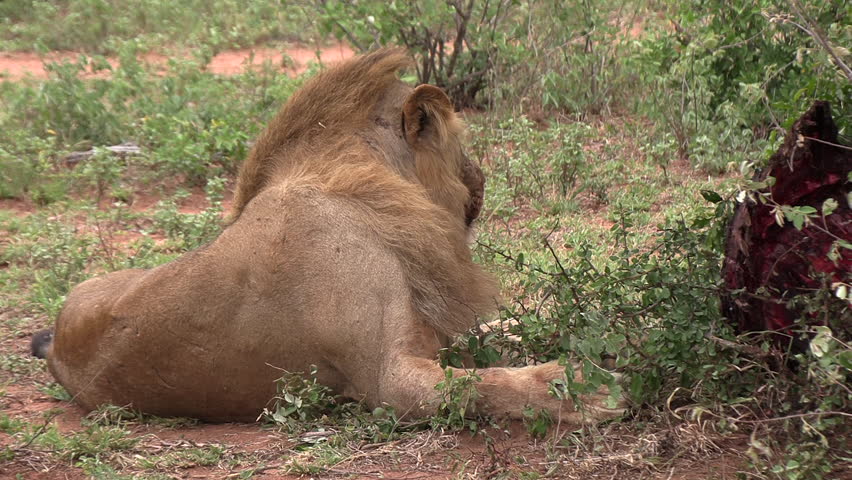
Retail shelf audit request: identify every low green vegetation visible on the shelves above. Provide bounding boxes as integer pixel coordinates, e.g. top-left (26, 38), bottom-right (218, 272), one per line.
top-left (0, 0), bottom-right (849, 478)
top-left (0, 0), bottom-right (311, 53)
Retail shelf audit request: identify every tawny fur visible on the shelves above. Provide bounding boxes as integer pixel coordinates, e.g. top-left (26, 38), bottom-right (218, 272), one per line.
top-left (44, 49), bottom-right (625, 424)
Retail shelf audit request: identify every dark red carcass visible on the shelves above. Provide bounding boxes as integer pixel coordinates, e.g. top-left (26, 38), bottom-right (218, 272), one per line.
top-left (722, 101), bottom-right (851, 349)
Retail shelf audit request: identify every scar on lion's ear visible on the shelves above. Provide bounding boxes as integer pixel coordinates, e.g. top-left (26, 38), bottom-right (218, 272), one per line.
top-left (402, 84), bottom-right (459, 149)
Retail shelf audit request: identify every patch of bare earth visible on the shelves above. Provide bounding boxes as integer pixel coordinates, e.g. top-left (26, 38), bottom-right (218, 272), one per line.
top-left (0, 43), bottom-right (354, 80)
top-left (0, 198), bottom-right (34, 217)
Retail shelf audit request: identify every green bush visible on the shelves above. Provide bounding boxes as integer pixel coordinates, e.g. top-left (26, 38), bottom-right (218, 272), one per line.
top-left (315, 0), bottom-right (519, 108)
top-left (8, 218), bottom-right (99, 318)
top-left (0, 46), bottom-right (303, 200)
top-left (477, 184), bottom-right (850, 478)
top-left (469, 117), bottom-right (592, 218)
top-left (261, 365), bottom-right (340, 433)
top-left (534, 0), bottom-right (644, 115)
top-left (637, 0), bottom-right (850, 172)
top-left (479, 199), bottom-right (733, 402)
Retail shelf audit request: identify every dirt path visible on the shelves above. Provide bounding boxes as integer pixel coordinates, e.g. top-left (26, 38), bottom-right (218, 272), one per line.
top-left (0, 43), bottom-right (354, 80)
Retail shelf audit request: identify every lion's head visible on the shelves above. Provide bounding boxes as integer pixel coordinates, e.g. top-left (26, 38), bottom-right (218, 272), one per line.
top-left (231, 48), bottom-right (485, 229)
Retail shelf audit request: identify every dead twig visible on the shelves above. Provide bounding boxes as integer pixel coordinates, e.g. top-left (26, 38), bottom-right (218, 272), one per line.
top-left (63, 142), bottom-right (142, 164)
top-left (11, 411), bottom-right (63, 453)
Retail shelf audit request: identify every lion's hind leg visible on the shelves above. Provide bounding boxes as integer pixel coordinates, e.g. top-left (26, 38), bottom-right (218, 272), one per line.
top-left (47, 269), bottom-right (147, 410)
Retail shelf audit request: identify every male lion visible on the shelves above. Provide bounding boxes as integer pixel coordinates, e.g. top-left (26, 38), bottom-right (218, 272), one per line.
top-left (39, 49), bottom-right (624, 424)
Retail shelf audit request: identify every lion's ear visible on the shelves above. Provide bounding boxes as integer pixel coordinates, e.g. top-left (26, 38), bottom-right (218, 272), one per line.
top-left (402, 84), bottom-right (458, 149)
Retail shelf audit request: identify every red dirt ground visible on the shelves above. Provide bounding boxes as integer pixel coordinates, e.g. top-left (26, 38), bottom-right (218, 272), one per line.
top-left (0, 43), bottom-right (354, 80)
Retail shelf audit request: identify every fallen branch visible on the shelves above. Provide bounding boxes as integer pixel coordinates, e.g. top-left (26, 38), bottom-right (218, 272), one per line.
top-left (63, 142), bottom-right (142, 164)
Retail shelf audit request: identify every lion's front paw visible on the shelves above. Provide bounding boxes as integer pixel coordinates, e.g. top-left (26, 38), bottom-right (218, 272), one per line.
top-left (572, 383), bottom-right (626, 424)
top-left (546, 362), bottom-right (627, 424)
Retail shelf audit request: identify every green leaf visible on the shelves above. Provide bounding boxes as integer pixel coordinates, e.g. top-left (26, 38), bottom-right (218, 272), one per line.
top-left (809, 326), bottom-right (833, 358)
top-left (837, 350), bottom-right (852, 370)
top-left (700, 189), bottom-right (723, 203)
top-left (468, 336), bottom-right (478, 353)
top-left (822, 198), bottom-right (838, 216)
top-left (793, 215), bottom-right (804, 230)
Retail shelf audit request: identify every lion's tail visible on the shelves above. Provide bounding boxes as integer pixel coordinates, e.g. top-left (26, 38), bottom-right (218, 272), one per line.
top-left (30, 329), bottom-right (53, 359)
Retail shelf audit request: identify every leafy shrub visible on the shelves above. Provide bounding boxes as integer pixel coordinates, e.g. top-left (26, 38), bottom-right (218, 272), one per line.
top-left (470, 117), bottom-right (591, 217)
top-left (73, 148), bottom-right (127, 203)
top-left (478, 178), bottom-right (850, 477)
top-left (533, 0), bottom-right (644, 115)
top-left (29, 57), bottom-right (127, 145)
top-left (480, 201), bottom-right (731, 403)
top-left (0, 141), bottom-right (44, 199)
top-left (0, 44), bottom-right (302, 199)
top-left (431, 368), bottom-right (482, 432)
top-left (637, 0), bottom-right (850, 172)
top-left (133, 57), bottom-right (298, 182)
top-left (315, 0), bottom-right (518, 108)
top-left (261, 365), bottom-right (339, 433)
top-left (6, 218), bottom-right (99, 318)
